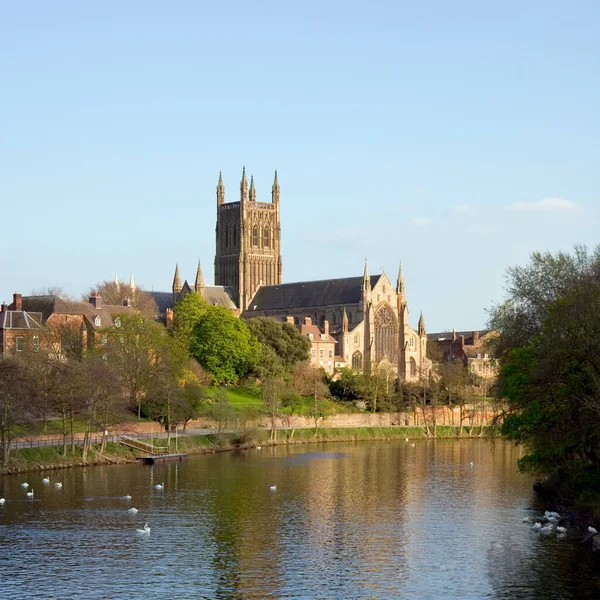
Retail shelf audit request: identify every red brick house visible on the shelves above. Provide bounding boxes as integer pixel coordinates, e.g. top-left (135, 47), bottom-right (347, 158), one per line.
top-left (0, 294), bottom-right (48, 356)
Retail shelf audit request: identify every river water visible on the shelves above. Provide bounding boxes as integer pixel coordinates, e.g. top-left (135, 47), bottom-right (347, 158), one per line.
top-left (1, 439), bottom-right (599, 599)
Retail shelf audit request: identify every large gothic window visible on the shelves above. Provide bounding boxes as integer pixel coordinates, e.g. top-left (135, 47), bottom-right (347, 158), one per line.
top-left (375, 306), bottom-right (396, 362)
top-left (252, 226), bottom-right (259, 247)
top-left (263, 226), bottom-right (270, 248)
top-left (352, 351), bottom-right (363, 371)
top-left (233, 228), bottom-right (237, 247)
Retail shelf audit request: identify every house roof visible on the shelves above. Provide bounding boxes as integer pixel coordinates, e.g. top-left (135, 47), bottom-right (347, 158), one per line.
top-left (21, 296), bottom-right (134, 329)
top-left (0, 310), bottom-right (46, 331)
top-left (427, 330), bottom-right (492, 343)
top-left (248, 275), bottom-right (382, 312)
top-left (296, 323), bottom-right (337, 344)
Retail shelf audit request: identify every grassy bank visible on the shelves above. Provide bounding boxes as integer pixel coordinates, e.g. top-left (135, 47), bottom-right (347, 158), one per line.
top-left (0, 425), bottom-right (485, 476)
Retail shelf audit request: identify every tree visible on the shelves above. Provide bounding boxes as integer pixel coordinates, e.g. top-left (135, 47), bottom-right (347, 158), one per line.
top-left (0, 358), bottom-right (39, 465)
top-left (104, 314), bottom-right (171, 417)
top-left (86, 280), bottom-right (158, 317)
top-left (290, 361), bottom-right (330, 433)
top-left (207, 387), bottom-right (236, 447)
top-left (246, 317), bottom-right (311, 370)
top-left (172, 292), bottom-right (209, 352)
top-left (491, 246), bottom-right (600, 477)
top-left (190, 305), bottom-right (261, 385)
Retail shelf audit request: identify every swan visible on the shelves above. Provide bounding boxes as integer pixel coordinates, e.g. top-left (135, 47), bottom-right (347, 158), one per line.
top-left (21, 483), bottom-right (29, 488)
top-left (405, 438), bottom-right (409, 442)
top-left (154, 483), bottom-right (164, 490)
top-left (588, 526), bottom-right (598, 535)
top-left (410, 443), bottom-right (416, 448)
top-left (0, 498), bottom-right (5, 504)
top-left (128, 507), bottom-right (138, 514)
top-left (540, 523), bottom-right (554, 534)
top-left (532, 522), bottom-right (542, 531)
top-left (42, 477), bottom-right (50, 484)
top-left (469, 462), bottom-right (474, 467)
top-left (270, 485), bottom-right (277, 491)
top-left (522, 516), bottom-right (534, 523)
top-left (556, 526), bottom-right (567, 534)
top-left (26, 489), bottom-right (34, 498)
top-left (136, 522), bottom-right (150, 534)
top-left (256, 446), bottom-right (262, 450)
top-left (55, 482), bottom-right (62, 488)
top-left (545, 510), bottom-right (561, 519)
top-left (123, 494), bottom-right (132, 500)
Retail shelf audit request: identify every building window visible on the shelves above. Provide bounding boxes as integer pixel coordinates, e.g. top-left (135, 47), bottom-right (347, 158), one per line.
top-left (114, 317), bottom-right (121, 327)
top-left (328, 349), bottom-right (333, 358)
top-left (33, 336), bottom-right (39, 352)
top-left (312, 349), bottom-right (316, 358)
top-left (16, 336), bottom-right (24, 352)
top-left (233, 228), bottom-right (237, 247)
top-left (225, 228), bottom-right (229, 248)
top-left (319, 349), bottom-right (324, 359)
top-left (472, 363), bottom-right (477, 372)
top-left (263, 227), bottom-right (270, 248)
top-left (352, 351), bottom-right (363, 370)
top-left (410, 336), bottom-right (415, 349)
top-left (410, 357), bottom-right (417, 377)
top-left (94, 316), bottom-right (101, 327)
top-left (252, 226), bottom-right (259, 247)
top-left (354, 333), bottom-right (360, 345)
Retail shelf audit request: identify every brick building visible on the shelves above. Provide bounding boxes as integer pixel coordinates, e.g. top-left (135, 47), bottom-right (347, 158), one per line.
top-left (0, 294), bottom-right (47, 356)
top-left (290, 316), bottom-right (337, 375)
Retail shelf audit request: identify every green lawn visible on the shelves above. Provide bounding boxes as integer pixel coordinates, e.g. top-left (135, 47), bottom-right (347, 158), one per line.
top-left (223, 385), bottom-right (264, 410)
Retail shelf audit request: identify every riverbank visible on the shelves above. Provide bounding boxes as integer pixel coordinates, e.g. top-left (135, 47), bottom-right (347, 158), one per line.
top-left (0, 425), bottom-right (488, 475)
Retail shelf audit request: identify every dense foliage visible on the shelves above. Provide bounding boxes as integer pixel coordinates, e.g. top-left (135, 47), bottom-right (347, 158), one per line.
top-left (246, 317), bottom-right (311, 368)
top-left (489, 245), bottom-right (600, 479)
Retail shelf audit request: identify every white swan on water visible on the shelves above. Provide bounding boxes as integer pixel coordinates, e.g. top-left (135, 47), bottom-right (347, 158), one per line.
top-left (270, 485), bottom-right (277, 491)
top-left (136, 523), bottom-right (150, 534)
top-left (55, 482), bottom-right (62, 489)
top-left (42, 477), bottom-right (50, 484)
top-left (0, 498), bottom-right (5, 504)
top-left (588, 526), bottom-right (598, 535)
top-left (556, 526), bottom-right (567, 534)
top-left (21, 483), bottom-right (29, 488)
top-left (26, 489), bottom-right (34, 498)
top-left (128, 507), bottom-right (138, 514)
top-left (154, 483), bottom-right (164, 490)
top-left (123, 494), bottom-right (132, 500)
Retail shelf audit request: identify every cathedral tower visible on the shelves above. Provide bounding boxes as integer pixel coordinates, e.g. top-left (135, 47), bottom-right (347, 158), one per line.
top-left (214, 168), bottom-right (282, 310)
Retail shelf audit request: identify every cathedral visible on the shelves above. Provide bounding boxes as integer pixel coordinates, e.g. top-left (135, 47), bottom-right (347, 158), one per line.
top-left (153, 168), bottom-right (431, 382)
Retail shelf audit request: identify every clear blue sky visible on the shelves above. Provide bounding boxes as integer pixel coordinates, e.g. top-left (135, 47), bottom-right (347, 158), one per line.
top-left (1, 1), bottom-right (598, 331)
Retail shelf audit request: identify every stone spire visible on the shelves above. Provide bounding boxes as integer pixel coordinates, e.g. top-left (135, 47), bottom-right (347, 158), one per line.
top-left (114, 274), bottom-right (120, 292)
top-left (342, 306), bottom-right (349, 333)
top-left (271, 170), bottom-right (280, 204)
top-left (217, 170), bottom-right (225, 205)
top-left (194, 259), bottom-right (205, 296)
top-left (418, 311), bottom-right (425, 336)
top-left (396, 261), bottom-right (405, 295)
top-left (362, 259), bottom-right (371, 292)
top-left (129, 273), bottom-right (135, 294)
top-left (172, 263), bottom-right (182, 295)
top-left (240, 166), bottom-right (248, 202)
top-left (249, 174), bottom-right (256, 201)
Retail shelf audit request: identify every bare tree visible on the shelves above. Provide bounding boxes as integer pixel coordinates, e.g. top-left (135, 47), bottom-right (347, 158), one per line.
top-left (86, 280), bottom-right (158, 317)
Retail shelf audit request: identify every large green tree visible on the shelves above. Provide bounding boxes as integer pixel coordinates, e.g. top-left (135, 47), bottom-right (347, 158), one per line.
top-left (246, 317), bottom-right (311, 369)
top-left (172, 292), bottom-right (209, 352)
top-left (490, 245), bottom-right (600, 476)
top-left (190, 305), bottom-right (261, 384)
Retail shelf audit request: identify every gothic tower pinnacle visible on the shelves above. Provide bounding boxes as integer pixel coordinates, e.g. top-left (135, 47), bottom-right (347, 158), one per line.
top-left (272, 170), bottom-right (280, 204)
top-left (418, 312), bottom-right (426, 336)
top-left (249, 175), bottom-right (256, 202)
top-left (194, 259), bottom-right (205, 296)
top-left (217, 170), bottom-right (225, 205)
top-left (240, 166), bottom-right (248, 202)
top-left (362, 259), bottom-right (371, 292)
top-left (172, 263), bottom-right (182, 300)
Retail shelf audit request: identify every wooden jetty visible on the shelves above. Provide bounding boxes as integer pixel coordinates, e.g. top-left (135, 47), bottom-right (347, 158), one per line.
top-left (119, 435), bottom-right (187, 464)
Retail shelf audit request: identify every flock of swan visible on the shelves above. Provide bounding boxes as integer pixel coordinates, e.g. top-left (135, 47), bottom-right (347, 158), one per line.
top-left (0, 476), bottom-right (163, 537)
top-left (524, 510), bottom-right (599, 541)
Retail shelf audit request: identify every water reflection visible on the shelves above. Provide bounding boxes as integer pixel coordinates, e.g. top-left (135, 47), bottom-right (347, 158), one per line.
top-left (1, 440), bottom-right (599, 599)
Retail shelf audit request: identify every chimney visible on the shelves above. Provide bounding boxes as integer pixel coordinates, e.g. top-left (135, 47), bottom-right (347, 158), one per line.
top-left (459, 335), bottom-right (465, 347)
top-left (304, 316), bottom-right (312, 325)
top-left (324, 320), bottom-right (329, 337)
top-left (1, 301), bottom-right (7, 313)
top-left (123, 297), bottom-right (132, 307)
top-left (286, 315), bottom-right (294, 324)
top-left (89, 293), bottom-right (102, 309)
top-left (452, 328), bottom-right (457, 342)
top-left (473, 331), bottom-right (479, 344)
top-left (13, 293), bottom-right (22, 311)
top-left (165, 308), bottom-right (174, 328)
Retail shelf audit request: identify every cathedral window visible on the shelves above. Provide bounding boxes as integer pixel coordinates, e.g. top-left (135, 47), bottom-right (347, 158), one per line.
top-left (375, 306), bottom-right (397, 362)
top-left (352, 351), bottom-right (363, 371)
top-left (252, 226), bottom-right (259, 247)
top-left (410, 336), bottom-right (415, 349)
top-left (410, 357), bottom-right (417, 377)
top-left (263, 227), bottom-right (270, 248)
top-left (354, 333), bottom-right (360, 345)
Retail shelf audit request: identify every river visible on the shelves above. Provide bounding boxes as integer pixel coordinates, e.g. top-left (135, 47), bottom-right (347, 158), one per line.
top-left (1, 439), bottom-right (599, 599)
